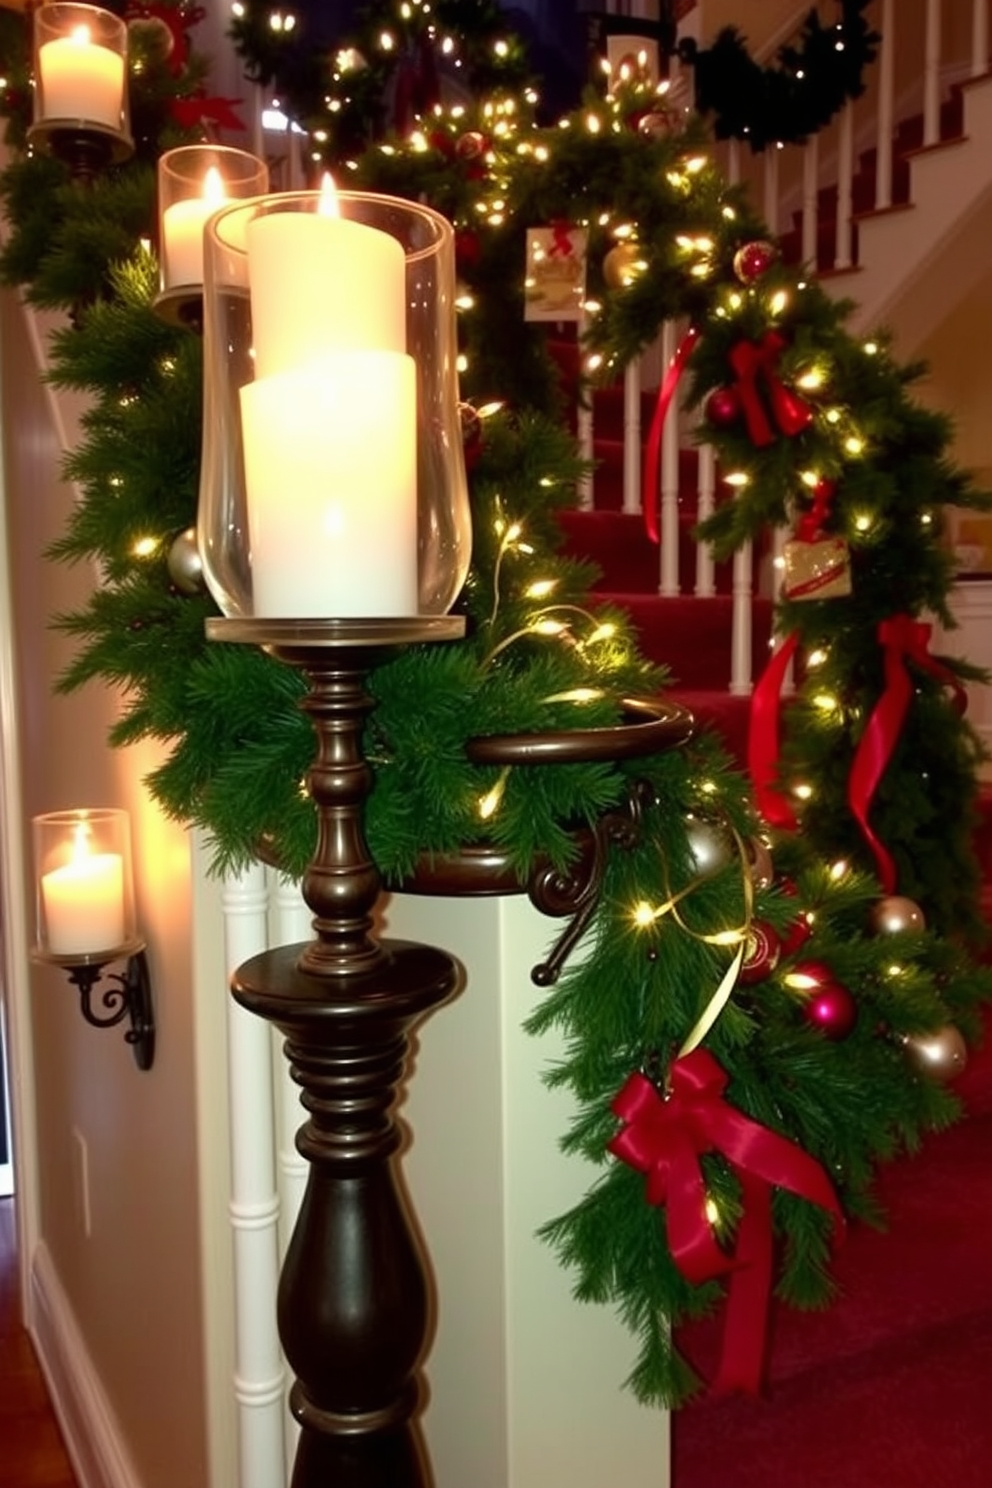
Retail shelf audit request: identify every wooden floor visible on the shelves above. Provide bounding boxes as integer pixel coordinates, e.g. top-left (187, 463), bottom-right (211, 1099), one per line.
top-left (0, 1197), bottom-right (79, 1488)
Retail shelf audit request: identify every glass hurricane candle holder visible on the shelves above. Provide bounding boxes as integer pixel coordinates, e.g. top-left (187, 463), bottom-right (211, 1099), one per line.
top-left (155, 145), bottom-right (269, 326)
top-left (29, 3), bottom-right (133, 174)
top-left (32, 808), bottom-right (139, 961)
top-left (197, 188), bottom-right (471, 620)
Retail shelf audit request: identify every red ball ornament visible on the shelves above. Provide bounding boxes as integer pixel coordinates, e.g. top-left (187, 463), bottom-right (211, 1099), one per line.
top-left (456, 130), bottom-right (488, 160)
top-left (739, 922), bottom-right (781, 984)
top-left (637, 110), bottom-right (676, 140)
top-left (733, 239), bottom-right (778, 284)
top-left (788, 962), bottom-right (858, 1040)
top-left (705, 385), bottom-right (741, 428)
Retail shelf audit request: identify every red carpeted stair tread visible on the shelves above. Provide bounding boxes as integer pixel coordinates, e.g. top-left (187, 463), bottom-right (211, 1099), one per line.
top-left (592, 592), bottom-right (773, 688)
top-left (673, 1107), bottom-right (992, 1488)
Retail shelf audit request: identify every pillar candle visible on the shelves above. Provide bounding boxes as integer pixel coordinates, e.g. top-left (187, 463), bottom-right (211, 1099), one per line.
top-left (246, 208), bottom-right (407, 378)
top-left (240, 349), bottom-right (418, 617)
top-left (42, 849), bottom-right (125, 955)
top-left (161, 168), bottom-right (225, 290)
top-left (38, 28), bottom-right (124, 130)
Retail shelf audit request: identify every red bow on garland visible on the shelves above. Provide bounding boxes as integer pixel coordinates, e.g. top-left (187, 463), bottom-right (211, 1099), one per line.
top-left (609, 1049), bottom-right (843, 1394)
top-left (848, 614), bottom-right (967, 892)
top-left (727, 331), bottom-right (814, 448)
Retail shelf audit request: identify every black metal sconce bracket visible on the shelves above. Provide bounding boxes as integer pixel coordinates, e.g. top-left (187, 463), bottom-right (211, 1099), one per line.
top-left (60, 947), bottom-right (156, 1070)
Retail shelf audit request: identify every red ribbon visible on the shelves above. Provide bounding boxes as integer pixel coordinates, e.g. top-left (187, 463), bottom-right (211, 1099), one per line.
top-left (549, 220), bottom-right (575, 257)
top-left (848, 615), bottom-right (967, 892)
top-left (609, 1050), bottom-right (842, 1394)
top-left (171, 96), bottom-right (246, 134)
top-left (796, 478), bottom-right (835, 541)
top-left (727, 332), bottom-right (813, 449)
top-left (642, 325), bottom-right (701, 543)
top-left (748, 631), bottom-right (801, 830)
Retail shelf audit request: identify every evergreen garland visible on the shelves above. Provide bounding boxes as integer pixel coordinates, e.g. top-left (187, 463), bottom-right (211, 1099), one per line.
top-left (3, 4), bottom-right (991, 1407)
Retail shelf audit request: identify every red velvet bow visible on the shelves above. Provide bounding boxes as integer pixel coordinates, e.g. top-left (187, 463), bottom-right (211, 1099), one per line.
top-left (796, 478), bottom-right (836, 541)
top-left (727, 332), bottom-right (813, 448)
top-left (642, 325), bottom-right (701, 543)
top-left (171, 96), bottom-right (246, 134)
top-left (609, 1050), bottom-right (842, 1393)
top-left (848, 615), bottom-right (967, 892)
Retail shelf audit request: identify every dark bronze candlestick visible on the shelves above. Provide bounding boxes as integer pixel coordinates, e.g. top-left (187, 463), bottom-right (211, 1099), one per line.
top-left (207, 615), bottom-right (464, 1488)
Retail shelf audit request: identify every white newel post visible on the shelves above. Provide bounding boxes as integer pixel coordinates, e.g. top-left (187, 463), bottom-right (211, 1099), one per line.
top-left (383, 890), bottom-right (671, 1488)
top-left (222, 865), bottom-right (288, 1488)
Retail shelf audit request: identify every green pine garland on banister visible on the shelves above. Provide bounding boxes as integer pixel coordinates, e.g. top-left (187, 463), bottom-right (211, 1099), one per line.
top-left (3, 2), bottom-right (992, 1407)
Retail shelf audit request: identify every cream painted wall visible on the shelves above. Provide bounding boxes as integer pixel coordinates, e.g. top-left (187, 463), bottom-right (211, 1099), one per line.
top-left (0, 287), bottom-right (214, 1487)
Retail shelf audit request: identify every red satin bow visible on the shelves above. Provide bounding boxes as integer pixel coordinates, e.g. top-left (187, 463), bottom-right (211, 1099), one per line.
top-left (609, 1049), bottom-right (842, 1393)
top-left (549, 220), bottom-right (575, 257)
top-left (848, 615), bottom-right (967, 892)
top-left (642, 326), bottom-right (701, 543)
top-left (727, 332), bottom-right (813, 448)
top-left (748, 631), bottom-right (802, 830)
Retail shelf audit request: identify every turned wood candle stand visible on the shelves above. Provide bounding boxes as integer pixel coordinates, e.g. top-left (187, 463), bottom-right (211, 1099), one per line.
top-left (207, 615), bottom-right (465, 1488)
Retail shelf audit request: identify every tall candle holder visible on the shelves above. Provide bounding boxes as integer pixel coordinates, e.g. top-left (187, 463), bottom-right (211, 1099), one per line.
top-left (199, 190), bottom-right (471, 1485)
top-left (28, 3), bottom-right (134, 181)
top-left (154, 145), bottom-right (269, 330)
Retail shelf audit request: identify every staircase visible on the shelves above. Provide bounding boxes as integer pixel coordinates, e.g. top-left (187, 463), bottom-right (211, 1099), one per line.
top-left (552, 7), bottom-right (992, 1481)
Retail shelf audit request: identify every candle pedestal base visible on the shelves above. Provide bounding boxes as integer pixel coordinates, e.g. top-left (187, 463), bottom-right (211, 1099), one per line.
top-left (207, 615), bottom-right (465, 1488)
top-left (27, 120), bottom-right (133, 183)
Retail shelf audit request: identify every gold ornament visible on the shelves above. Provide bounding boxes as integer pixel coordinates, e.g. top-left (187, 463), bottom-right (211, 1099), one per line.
top-left (902, 1025), bottom-right (968, 1082)
top-left (603, 242), bottom-right (642, 290)
top-left (167, 528), bottom-right (204, 595)
top-left (871, 896), bottom-right (926, 935)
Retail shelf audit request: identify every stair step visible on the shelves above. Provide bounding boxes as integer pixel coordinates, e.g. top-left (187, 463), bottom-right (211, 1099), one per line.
top-left (557, 508), bottom-right (741, 593)
top-left (592, 591), bottom-right (774, 689)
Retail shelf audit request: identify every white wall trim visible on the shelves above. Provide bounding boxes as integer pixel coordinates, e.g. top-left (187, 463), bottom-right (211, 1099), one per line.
top-left (29, 1240), bottom-right (146, 1488)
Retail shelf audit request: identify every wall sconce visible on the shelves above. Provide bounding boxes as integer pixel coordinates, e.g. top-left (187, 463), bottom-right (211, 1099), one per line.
top-left (31, 809), bottom-right (155, 1071)
top-left (154, 145), bottom-right (269, 330)
top-left (197, 186), bottom-right (471, 1484)
top-left (28, 3), bottom-right (134, 181)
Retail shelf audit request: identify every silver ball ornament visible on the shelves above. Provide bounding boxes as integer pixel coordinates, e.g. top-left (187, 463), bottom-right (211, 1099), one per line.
top-left (685, 814), bottom-right (734, 877)
top-left (871, 895), bottom-right (926, 936)
top-left (167, 528), bottom-right (204, 595)
top-left (902, 1025), bottom-right (968, 1082)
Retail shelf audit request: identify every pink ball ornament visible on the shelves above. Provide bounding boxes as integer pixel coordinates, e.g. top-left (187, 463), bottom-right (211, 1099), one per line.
top-left (804, 982), bottom-right (858, 1040)
top-left (456, 130), bottom-right (488, 161)
top-left (733, 239), bottom-right (778, 284)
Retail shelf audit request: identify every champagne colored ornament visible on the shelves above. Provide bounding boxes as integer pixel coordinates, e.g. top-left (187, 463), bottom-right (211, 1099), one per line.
top-left (733, 239), bottom-right (777, 284)
top-left (871, 895), bottom-right (926, 936)
top-left (167, 528), bottom-right (204, 594)
top-left (902, 1024), bottom-right (968, 1081)
top-left (128, 14), bottom-right (175, 64)
top-left (603, 242), bottom-right (642, 290)
top-left (739, 921), bottom-right (780, 984)
top-left (685, 813), bottom-right (734, 876)
top-left (705, 385), bottom-right (741, 428)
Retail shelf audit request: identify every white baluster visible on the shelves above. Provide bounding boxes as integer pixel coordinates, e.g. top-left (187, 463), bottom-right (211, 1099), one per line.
top-left (267, 871), bottom-right (310, 1255)
top-left (801, 134), bottom-right (819, 268)
top-left (924, 0), bottom-right (942, 147)
top-left (577, 315), bottom-right (594, 511)
top-left (622, 358), bottom-right (642, 514)
top-left (694, 440), bottom-right (715, 598)
top-left (973, 0), bottom-right (989, 75)
top-left (835, 100), bottom-right (855, 270)
top-left (223, 865), bottom-right (287, 1488)
top-left (876, 0), bottom-right (895, 210)
top-left (729, 539), bottom-right (754, 696)
top-left (659, 320), bottom-right (680, 596)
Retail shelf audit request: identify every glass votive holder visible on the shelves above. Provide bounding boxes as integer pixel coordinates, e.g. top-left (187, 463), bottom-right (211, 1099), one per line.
top-left (33, 808), bottom-right (139, 963)
top-left (197, 187), bottom-right (472, 622)
top-left (29, 3), bottom-right (133, 167)
top-left (155, 145), bottom-right (269, 322)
